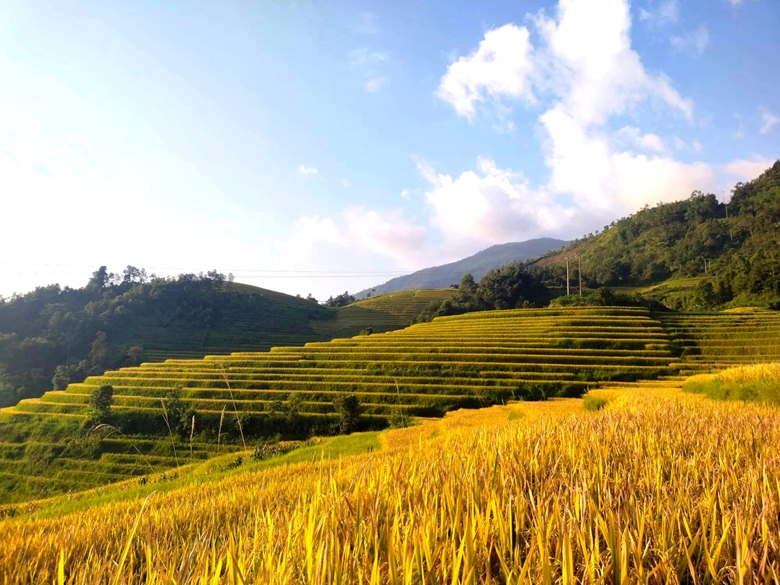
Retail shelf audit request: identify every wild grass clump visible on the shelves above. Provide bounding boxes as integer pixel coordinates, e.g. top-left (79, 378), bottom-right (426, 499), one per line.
top-left (583, 394), bottom-right (609, 411)
top-left (683, 362), bottom-right (780, 405)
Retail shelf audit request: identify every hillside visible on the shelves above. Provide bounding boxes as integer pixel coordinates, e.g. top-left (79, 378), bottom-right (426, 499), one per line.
top-left (3, 305), bottom-right (780, 503)
top-left (0, 272), bottom-right (451, 408)
top-left (358, 237), bottom-right (567, 297)
top-left (531, 161), bottom-right (780, 308)
top-left (4, 380), bottom-right (780, 582)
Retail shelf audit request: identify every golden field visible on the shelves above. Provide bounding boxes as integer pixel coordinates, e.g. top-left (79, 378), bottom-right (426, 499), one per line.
top-left (2, 382), bottom-right (780, 583)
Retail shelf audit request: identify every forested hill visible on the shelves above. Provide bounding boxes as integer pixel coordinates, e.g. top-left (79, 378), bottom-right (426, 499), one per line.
top-left (0, 269), bottom-right (334, 407)
top-left (358, 238), bottom-right (567, 297)
top-left (531, 161), bottom-right (780, 306)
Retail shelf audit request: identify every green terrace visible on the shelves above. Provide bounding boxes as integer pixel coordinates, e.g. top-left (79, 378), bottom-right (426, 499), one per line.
top-left (3, 304), bottom-right (780, 503)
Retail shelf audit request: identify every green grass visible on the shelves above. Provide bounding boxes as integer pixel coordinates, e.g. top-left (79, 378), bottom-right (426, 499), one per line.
top-left (583, 395), bottom-right (609, 411)
top-left (683, 364), bottom-right (780, 406)
top-left (3, 430), bottom-right (381, 520)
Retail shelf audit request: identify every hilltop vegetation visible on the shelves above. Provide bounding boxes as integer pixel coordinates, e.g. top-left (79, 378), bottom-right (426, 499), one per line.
top-left (532, 161), bottom-right (780, 309)
top-left (357, 237), bottom-right (567, 297)
top-left (4, 381), bottom-right (780, 582)
top-left (0, 268), bottom-right (333, 407)
top-left (0, 268), bottom-right (456, 408)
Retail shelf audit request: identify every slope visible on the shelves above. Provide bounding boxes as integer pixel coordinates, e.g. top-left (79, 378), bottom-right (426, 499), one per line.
top-left (530, 161), bottom-right (780, 308)
top-left (3, 304), bottom-right (780, 504)
top-left (4, 382), bottom-right (780, 582)
top-left (358, 237), bottom-right (567, 297)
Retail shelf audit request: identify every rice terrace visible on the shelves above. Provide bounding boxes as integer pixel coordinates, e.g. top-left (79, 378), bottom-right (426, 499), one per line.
top-left (3, 0), bottom-right (780, 582)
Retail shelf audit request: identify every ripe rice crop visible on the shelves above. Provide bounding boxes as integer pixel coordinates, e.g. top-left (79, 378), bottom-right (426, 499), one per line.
top-left (684, 362), bottom-right (780, 405)
top-left (3, 386), bottom-right (780, 582)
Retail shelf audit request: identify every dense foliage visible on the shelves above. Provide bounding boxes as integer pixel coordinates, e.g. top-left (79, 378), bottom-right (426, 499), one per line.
top-left (415, 263), bottom-right (550, 322)
top-left (0, 267), bottom-right (332, 407)
top-left (532, 161), bottom-right (780, 308)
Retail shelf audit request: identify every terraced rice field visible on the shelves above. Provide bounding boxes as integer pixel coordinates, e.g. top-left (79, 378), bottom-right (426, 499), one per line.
top-left (312, 289), bottom-right (457, 338)
top-left (3, 305), bottom-right (780, 503)
top-left (657, 308), bottom-right (780, 374)
top-left (138, 287), bottom-right (456, 362)
top-left (5, 382), bottom-right (780, 582)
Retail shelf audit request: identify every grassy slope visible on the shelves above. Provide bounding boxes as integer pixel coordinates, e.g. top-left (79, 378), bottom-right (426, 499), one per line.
top-left (4, 381), bottom-right (780, 582)
top-left (5, 305), bottom-right (780, 504)
top-left (683, 362), bottom-right (780, 405)
top-left (96, 286), bottom-right (457, 363)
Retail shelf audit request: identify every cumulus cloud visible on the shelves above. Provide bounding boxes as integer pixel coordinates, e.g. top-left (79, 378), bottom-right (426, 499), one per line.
top-left (298, 164), bottom-right (319, 176)
top-left (272, 0), bottom-right (774, 282)
top-left (438, 0), bottom-right (693, 127)
top-left (725, 157), bottom-right (777, 182)
top-left (436, 24), bottom-right (535, 120)
top-left (670, 25), bottom-right (710, 55)
top-left (760, 109), bottom-right (780, 134)
top-left (421, 156), bottom-right (570, 245)
top-left (615, 126), bottom-right (666, 152)
top-left (345, 209), bottom-right (428, 267)
top-left (283, 216), bottom-right (348, 262)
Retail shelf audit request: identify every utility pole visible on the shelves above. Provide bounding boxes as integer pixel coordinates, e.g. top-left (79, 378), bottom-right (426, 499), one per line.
top-left (578, 256), bottom-right (583, 296)
top-left (565, 257), bottom-right (570, 296)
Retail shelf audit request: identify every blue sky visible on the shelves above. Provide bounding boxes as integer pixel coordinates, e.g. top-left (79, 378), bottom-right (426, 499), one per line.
top-left (1, 0), bottom-right (778, 300)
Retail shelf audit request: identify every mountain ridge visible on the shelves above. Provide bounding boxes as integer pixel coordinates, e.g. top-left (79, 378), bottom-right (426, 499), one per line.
top-left (358, 237), bottom-right (568, 297)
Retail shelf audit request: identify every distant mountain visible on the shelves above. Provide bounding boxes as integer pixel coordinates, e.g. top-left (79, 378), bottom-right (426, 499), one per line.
top-left (358, 238), bottom-right (569, 297)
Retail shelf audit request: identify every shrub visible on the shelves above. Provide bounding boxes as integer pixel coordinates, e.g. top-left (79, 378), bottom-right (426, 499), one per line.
top-left (583, 395), bottom-right (608, 411)
top-left (88, 385), bottom-right (114, 422)
top-left (333, 395), bottom-right (361, 434)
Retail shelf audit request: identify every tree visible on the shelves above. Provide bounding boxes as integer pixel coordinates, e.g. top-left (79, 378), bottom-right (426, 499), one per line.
top-left (593, 287), bottom-right (617, 306)
top-left (89, 384), bottom-right (114, 421)
top-left (89, 331), bottom-right (109, 370)
top-left (125, 346), bottom-right (145, 366)
top-left (161, 389), bottom-right (196, 437)
top-left (122, 265), bottom-right (148, 285)
top-left (285, 393), bottom-right (303, 430)
top-left (88, 266), bottom-right (109, 290)
top-left (324, 292), bottom-right (356, 307)
top-left (333, 394), bottom-right (361, 434)
top-left (51, 365), bottom-right (73, 390)
top-left (460, 273), bottom-right (478, 297)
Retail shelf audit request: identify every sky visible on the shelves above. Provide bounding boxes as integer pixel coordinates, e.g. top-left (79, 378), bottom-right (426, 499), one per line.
top-left (1, 0), bottom-right (778, 300)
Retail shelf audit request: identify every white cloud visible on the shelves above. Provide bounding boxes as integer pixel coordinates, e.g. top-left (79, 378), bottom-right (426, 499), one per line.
top-left (349, 48), bottom-right (389, 93)
top-left (760, 109), bottom-right (780, 134)
top-left (400, 189), bottom-right (411, 200)
top-left (283, 216), bottom-right (348, 262)
top-left (670, 25), bottom-right (710, 55)
top-left (364, 76), bottom-right (387, 93)
top-left (734, 123), bottom-right (744, 139)
top-left (215, 219), bottom-right (241, 234)
top-left (616, 125), bottom-right (666, 152)
top-left (540, 107), bottom-right (717, 210)
top-left (436, 23), bottom-right (535, 120)
top-left (421, 156), bottom-right (569, 245)
top-left (725, 157), bottom-right (776, 182)
top-left (342, 178), bottom-right (351, 188)
top-left (345, 209), bottom-right (428, 267)
top-left (298, 164), bottom-right (319, 176)
top-left (349, 48), bottom-right (388, 67)
top-left (438, 0), bottom-right (693, 126)
top-left (638, 0), bottom-right (679, 26)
